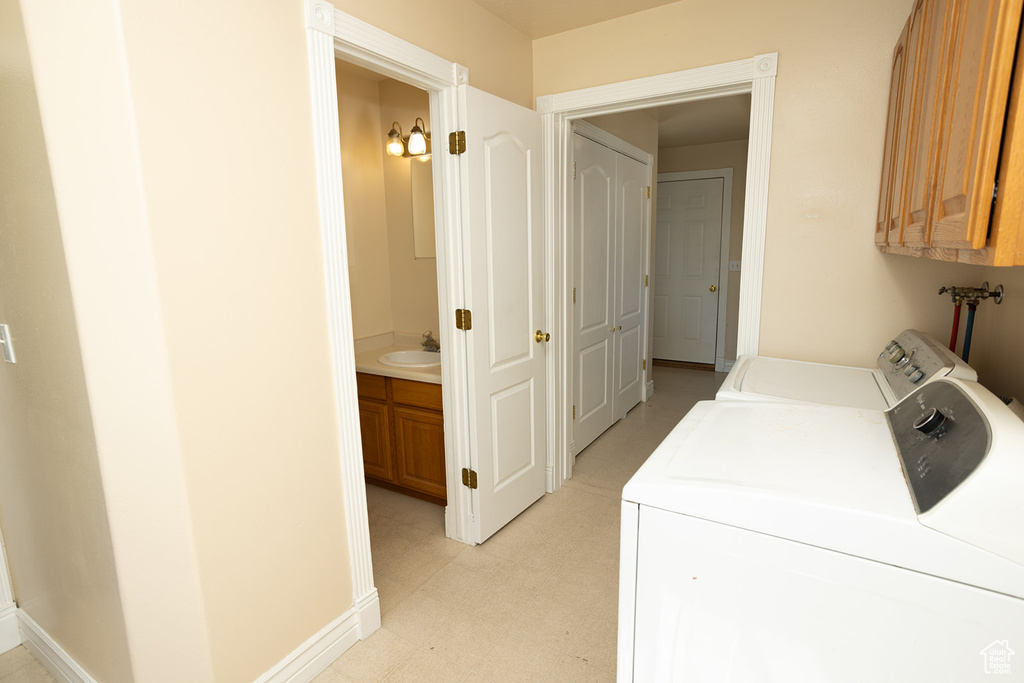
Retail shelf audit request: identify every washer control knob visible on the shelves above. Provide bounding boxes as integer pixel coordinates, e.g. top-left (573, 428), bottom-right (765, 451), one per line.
top-left (909, 370), bottom-right (925, 383)
top-left (887, 346), bottom-right (905, 364)
top-left (903, 364), bottom-right (919, 377)
top-left (885, 340), bottom-right (899, 352)
top-left (913, 407), bottom-right (947, 436)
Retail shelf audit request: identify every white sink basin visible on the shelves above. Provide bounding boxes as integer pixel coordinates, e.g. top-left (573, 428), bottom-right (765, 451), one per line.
top-left (378, 350), bottom-right (441, 368)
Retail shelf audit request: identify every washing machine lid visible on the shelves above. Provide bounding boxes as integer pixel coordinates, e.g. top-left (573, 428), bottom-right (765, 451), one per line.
top-left (623, 399), bottom-right (1024, 597)
top-left (716, 355), bottom-right (892, 410)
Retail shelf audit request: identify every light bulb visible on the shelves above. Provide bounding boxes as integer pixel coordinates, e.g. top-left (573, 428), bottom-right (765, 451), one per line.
top-left (386, 122), bottom-right (404, 157)
top-left (408, 118), bottom-right (427, 156)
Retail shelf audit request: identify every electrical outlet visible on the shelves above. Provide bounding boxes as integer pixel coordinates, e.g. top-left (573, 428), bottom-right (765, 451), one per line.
top-left (0, 324), bottom-right (14, 363)
top-left (729, 260), bottom-right (742, 272)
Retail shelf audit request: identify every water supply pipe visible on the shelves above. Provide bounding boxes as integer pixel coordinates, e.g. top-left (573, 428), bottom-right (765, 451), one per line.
top-left (962, 302), bottom-right (978, 363)
top-left (949, 299), bottom-right (962, 352)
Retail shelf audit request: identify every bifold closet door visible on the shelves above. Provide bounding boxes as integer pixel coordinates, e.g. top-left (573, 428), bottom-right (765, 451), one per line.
top-left (573, 133), bottom-right (649, 455)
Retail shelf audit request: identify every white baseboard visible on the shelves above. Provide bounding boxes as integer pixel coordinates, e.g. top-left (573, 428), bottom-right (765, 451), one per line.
top-left (645, 380), bottom-right (655, 400)
top-left (0, 603), bottom-right (18, 654)
top-left (255, 590), bottom-right (380, 683)
top-left (18, 610), bottom-right (97, 683)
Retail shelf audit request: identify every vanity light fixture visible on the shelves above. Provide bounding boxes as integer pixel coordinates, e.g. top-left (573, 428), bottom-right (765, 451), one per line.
top-left (386, 121), bottom-right (405, 157)
top-left (407, 117), bottom-right (428, 156)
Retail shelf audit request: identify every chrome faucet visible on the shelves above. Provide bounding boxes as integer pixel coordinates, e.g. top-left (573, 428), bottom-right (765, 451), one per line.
top-left (421, 330), bottom-right (440, 353)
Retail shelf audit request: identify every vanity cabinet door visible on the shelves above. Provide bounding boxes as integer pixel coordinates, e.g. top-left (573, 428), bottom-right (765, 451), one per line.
top-left (358, 399), bottom-right (394, 482)
top-left (393, 406), bottom-right (447, 501)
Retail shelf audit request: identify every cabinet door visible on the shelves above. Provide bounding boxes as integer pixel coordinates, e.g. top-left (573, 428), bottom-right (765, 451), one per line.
top-left (903, 0), bottom-right (951, 247)
top-left (393, 406), bottom-right (447, 502)
top-left (930, 0), bottom-right (1023, 250)
top-left (358, 399), bottom-right (393, 482)
top-left (876, 16), bottom-right (912, 246)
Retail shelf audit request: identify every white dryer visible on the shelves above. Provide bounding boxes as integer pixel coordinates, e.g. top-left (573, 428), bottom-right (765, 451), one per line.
top-left (618, 377), bottom-right (1024, 682)
top-left (716, 329), bottom-right (975, 410)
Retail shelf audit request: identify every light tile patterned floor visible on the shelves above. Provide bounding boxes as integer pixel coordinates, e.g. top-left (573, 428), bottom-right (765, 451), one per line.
top-left (0, 646), bottom-right (54, 683)
top-left (319, 367), bottom-right (724, 682)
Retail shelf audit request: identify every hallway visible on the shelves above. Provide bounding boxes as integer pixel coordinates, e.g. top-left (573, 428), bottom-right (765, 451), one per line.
top-left (319, 366), bottom-right (725, 682)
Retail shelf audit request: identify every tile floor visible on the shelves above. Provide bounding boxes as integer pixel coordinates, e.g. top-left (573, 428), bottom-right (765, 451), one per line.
top-left (0, 646), bottom-right (54, 682)
top-left (318, 367), bottom-right (725, 682)
top-left (0, 367), bottom-right (723, 683)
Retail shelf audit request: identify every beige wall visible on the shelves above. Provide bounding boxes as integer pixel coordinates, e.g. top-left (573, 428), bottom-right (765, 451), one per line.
top-left (379, 80), bottom-right (442, 338)
top-left (659, 140), bottom-right (749, 362)
top-left (337, 63), bottom-right (396, 339)
top-left (335, 0), bottom-right (533, 109)
top-left (535, 0), bottom-right (1006, 375)
top-left (0, 3), bottom-right (133, 680)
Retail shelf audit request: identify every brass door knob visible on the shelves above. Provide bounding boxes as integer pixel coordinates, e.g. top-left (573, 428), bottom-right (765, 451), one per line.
top-left (535, 330), bottom-right (550, 343)
top-left (709, 284), bottom-right (718, 292)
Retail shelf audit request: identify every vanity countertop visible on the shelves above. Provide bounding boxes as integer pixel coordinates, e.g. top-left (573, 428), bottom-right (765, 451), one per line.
top-left (354, 344), bottom-right (441, 385)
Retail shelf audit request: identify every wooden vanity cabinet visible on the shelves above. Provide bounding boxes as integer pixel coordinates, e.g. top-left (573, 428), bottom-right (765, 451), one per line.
top-left (877, 0), bottom-right (1024, 265)
top-left (356, 372), bottom-right (446, 505)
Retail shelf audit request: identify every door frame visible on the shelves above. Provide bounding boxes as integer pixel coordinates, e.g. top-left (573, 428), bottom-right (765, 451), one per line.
top-left (569, 120), bottom-right (654, 459)
top-left (539, 53), bottom-right (777, 488)
top-left (656, 168), bottom-right (734, 373)
top-left (304, 0), bottom-right (476, 636)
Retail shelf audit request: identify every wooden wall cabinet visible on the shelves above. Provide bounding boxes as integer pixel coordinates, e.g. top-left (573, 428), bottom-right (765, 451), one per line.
top-left (876, 0), bottom-right (1024, 266)
top-left (356, 372), bottom-right (446, 505)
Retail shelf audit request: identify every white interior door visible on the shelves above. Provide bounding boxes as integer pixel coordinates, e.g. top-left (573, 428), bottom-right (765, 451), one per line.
top-left (653, 178), bottom-right (723, 363)
top-left (612, 154), bottom-right (648, 419)
top-left (573, 134), bottom-right (616, 454)
top-left (463, 86), bottom-right (546, 543)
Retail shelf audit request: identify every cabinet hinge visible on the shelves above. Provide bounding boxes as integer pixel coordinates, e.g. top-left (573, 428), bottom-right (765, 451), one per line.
top-left (455, 308), bottom-right (473, 331)
top-left (461, 467), bottom-right (478, 489)
top-left (573, 287), bottom-right (576, 304)
top-left (449, 131), bottom-right (466, 155)
top-left (647, 186), bottom-right (651, 199)
top-left (643, 359), bottom-right (647, 371)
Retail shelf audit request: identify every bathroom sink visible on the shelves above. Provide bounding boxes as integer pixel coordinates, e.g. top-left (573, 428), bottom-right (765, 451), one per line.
top-left (378, 350), bottom-right (441, 368)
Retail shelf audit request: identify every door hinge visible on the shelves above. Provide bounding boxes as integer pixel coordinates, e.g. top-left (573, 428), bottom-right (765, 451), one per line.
top-left (647, 186), bottom-right (651, 199)
top-left (573, 404), bottom-right (576, 420)
top-left (573, 162), bottom-right (577, 180)
top-left (645, 275), bottom-right (649, 287)
top-left (573, 287), bottom-right (576, 304)
top-left (455, 308), bottom-right (473, 330)
top-left (461, 467), bottom-right (478, 489)
top-left (449, 131), bottom-right (466, 155)
top-left (643, 359), bottom-right (647, 371)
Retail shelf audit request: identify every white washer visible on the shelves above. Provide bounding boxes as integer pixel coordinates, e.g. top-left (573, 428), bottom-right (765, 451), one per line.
top-left (618, 378), bottom-right (1024, 682)
top-left (716, 329), bottom-right (975, 410)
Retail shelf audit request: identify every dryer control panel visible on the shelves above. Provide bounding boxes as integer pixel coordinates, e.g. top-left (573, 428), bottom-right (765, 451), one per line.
top-left (877, 329), bottom-right (976, 402)
top-left (888, 380), bottom-right (990, 513)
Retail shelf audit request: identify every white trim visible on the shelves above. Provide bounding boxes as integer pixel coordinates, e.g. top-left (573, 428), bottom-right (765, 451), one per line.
top-left (540, 52), bottom-right (776, 490)
top-left (304, 2), bottom-right (478, 662)
top-left (254, 594), bottom-right (378, 683)
top-left (0, 525), bottom-right (16, 654)
top-left (18, 611), bottom-right (96, 683)
top-left (645, 379), bottom-right (655, 400)
top-left (0, 605), bottom-right (17, 655)
top-left (657, 168), bottom-right (733, 371)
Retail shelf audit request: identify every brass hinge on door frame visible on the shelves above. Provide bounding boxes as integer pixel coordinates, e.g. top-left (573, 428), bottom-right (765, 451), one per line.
top-left (573, 405), bottom-right (576, 420)
top-left (462, 468), bottom-right (478, 489)
top-left (449, 131), bottom-right (466, 155)
top-left (455, 308), bottom-right (473, 331)
top-left (645, 275), bottom-right (648, 287)
top-left (573, 287), bottom-right (576, 304)
top-left (647, 186), bottom-right (651, 199)
top-left (573, 162), bottom-right (576, 180)
top-left (643, 359), bottom-right (647, 371)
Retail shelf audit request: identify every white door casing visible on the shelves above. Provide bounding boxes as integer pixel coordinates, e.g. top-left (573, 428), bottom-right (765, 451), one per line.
top-left (462, 86), bottom-right (547, 543)
top-left (540, 54), bottom-right (776, 489)
top-left (653, 177), bottom-right (724, 364)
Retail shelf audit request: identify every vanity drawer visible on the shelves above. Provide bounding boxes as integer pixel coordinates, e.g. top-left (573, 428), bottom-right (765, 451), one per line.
top-left (356, 372), bottom-right (388, 401)
top-left (391, 377), bottom-right (442, 411)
